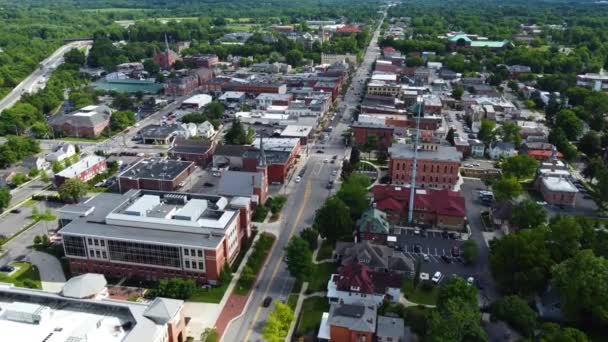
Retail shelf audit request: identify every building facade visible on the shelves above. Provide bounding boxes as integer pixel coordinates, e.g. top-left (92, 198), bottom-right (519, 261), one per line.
top-left (54, 155), bottom-right (107, 187)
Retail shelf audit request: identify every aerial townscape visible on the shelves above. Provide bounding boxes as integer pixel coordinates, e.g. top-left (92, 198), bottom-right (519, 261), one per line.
top-left (2, 0), bottom-right (608, 341)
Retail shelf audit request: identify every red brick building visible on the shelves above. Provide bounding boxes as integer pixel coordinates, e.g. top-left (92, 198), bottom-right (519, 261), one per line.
top-left (388, 143), bottom-right (462, 190)
top-left (164, 75), bottom-right (199, 96)
top-left (117, 158), bottom-right (196, 193)
top-left (153, 49), bottom-right (180, 70)
top-left (54, 155), bottom-right (107, 187)
top-left (539, 177), bottom-right (578, 207)
top-left (352, 122), bottom-right (395, 150)
top-left (371, 184), bottom-right (466, 229)
top-left (313, 80), bottom-right (340, 101)
top-left (232, 82), bottom-right (287, 95)
top-left (58, 190), bottom-right (252, 285)
top-left (49, 105), bottom-right (112, 138)
top-left (183, 54), bottom-right (219, 68)
top-left (168, 138), bottom-right (217, 167)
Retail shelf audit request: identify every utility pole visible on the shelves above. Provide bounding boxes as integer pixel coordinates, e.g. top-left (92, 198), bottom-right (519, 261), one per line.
top-left (407, 96), bottom-right (423, 225)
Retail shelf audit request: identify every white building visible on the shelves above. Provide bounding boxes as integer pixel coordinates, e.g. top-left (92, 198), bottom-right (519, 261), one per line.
top-left (181, 94), bottom-right (212, 110)
top-left (197, 121), bottom-right (216, 139)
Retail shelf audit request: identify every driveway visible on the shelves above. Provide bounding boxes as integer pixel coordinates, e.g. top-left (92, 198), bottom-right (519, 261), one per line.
top-left (26, 250), bottom-right (66, 293)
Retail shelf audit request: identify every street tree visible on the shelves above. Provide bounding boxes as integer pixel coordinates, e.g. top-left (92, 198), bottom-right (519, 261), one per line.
top-left (225, 118), bottom-right (255, 145)
top-left (284, 236), bottom-right (313, 283)
top-left (426, 298), bottom-right (487, 342)
top-left (363, 135), bottom-right (379, 158)
top-left (313, 196), bottom-right (353, 243)
top-left (492, 176), bottom-right (523, 201)
top-left (556, 109), bottom-right (584, 141)
top-left (451, 87), bottom-right (464, 100)
top-left (511, 200), bottom-right (547, 229)
top-left (584, 156), bottom-right (606, 182)
top-left (110, 111), bottom-right (136, 132)
top-left (336, 173), bottom-right (370, 220)
top-left (58, 178), bottom-right (89, 203)
top-left (538, 323), bottom-right (589, 342)
top-left (491, 295), bottom-right (537, 337)
top-left (547, 215), bottom-right (583, 263)
top-left (263, 302), bottom-right (294, 342)
top-left (0, 187), bottom-right (11, 211)
top-left (578, 130), bottom-right (602, 158)
top-left (498, 121), bottom-right (522, 147)
top-left (552, 249), bottom-right (608, 326)
top-left (501, 155), bottom-right (539, 180)
top-left (436, 276), bottom-right (478, 312)
top-left (477, 119), bottom-right (496, 147)
top-left (489, 228), bottom-right (554, 295)
top-left (299, 227), bottom-right (318, 250)
top-left (446, 128), bottom-right (455, 146)
top-left (461, 240), bottom-right (478, 265)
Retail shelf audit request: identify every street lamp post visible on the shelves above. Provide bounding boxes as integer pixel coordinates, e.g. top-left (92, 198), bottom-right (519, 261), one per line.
top-left (407, 96), bottom-right (424, 225)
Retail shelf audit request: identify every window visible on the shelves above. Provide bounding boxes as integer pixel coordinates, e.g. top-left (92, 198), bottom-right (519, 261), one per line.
top-left (192, 262), bottom-right (197, 269)
top-left (102, 251), bottom-right (107, 259)
top-left (107, 240), bottom-right (182, 268)
top-left (444, 165), bottom-right (448, 173)
top-left (184, 249), bottom-right (189, 256)
top-left (197, 250), bottom-right (203, 257)
top-left (191, 249), bottom-right (196, 256)
top-left (94, 239), bottom-right (99, 246)
top-left (100, 240), bottom-right (105, 247)
top-left (95, 250), bottom-right (101, 258)
top-left (423, 164), bottom-right (426, 172)
top-left (87, 238), bottom-right (92, 245)
top-left (199, 262), bottom-right (204, 270)
top-left (89, 250), bottom-right (95, 257)
top-left (185, 260), bottom-right (190, 268)
top-left (64, 236), bottom-right (87, 257)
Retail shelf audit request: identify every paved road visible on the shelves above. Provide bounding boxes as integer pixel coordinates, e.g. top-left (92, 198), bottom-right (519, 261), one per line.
top-left (221, 13), bottom-right (385, 342)
top-left (0, 40), bottom-right (92, 112)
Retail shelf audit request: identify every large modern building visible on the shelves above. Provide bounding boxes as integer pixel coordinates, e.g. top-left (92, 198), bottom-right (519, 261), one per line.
top-left (0, 275), bottom-right (186, 342)
top-left (58, 190), bottom-right (252, 284)
top-left (388, 143), bottom-right (462, 190)
top-left (117, 158), bottom-right (196, 193)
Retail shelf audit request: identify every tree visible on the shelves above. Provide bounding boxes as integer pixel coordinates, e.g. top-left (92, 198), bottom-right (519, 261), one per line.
top-left (111, 93), bottom-right (134, 111)
top-left (556, 109), bottom-right (584, 141)
top-left (64, 48), bottom-right (86, 66)
top-left (0, 187), bottom-right (11, 211)
top-left (451, 87), bottom-right (464, 100)
top-left (336, 174), bottom-right (370, 220)
top-left (58, 178), bottom-right (89, 203)
top-left (363, 135), bottom-right (379, 158)
top-left (498, 121), bottom-right (522, 147)
top-left (313, 196), bottom-right (353, 243)
top-left (549, 128), bottom-right (578, 161)
top-left (446, 128), bottom-right (455, 146)
top-left (200, 328), bottom-right (218, 342)
top-left (263, 302), bottom-right (294, 342)
top-left (552, 249), bottom-right (608, 326)
top-left (491, 295), bottom-right (537, 337)
top-left (436, 276), bottom-right (478, 311)
top-left (225, 118), bottom-right (255, 145)
top-left (489, 228), bottom-right (554, 294)
top-left (11, 173), bottom-right (28, 186)
top-left (596, 169), bottom-right (608, 206)
top-left (110, 111), bottom-right (136, 132)
top-left (544, 93), bottom-right (561, 124)
top-left (286, 50), bottom-right (303, 67)
top-left (538, 323), bottom-right (589, 342)
top-left (501, 155), bottom-right (539, 180)
top-left (143, 59), bottom-right (160, 76)
top-left (547, 216), bottom-right (584, 263)
top-left (284, 236), bottom-right (313, 283)
top-left (299, 227), bottom-right (318, 250)
top-left (492, 176), bottom-right (522, 201)
top-left (578, 130), bottom-right (602, 157)
top-left (204, 101), bottom-right (225, 119)
top-left (151, 277), bottom-right (196, 299)
top-left (477, 119), bottom-right (496, 146)
top-left (350, 146), bottom-right (361, 165)
top-left (413, 256), bottom-right (422, 288)
top-left (511, 200), bottom-right (547, 229)
top-left (461, 240), bottom-right (478, 265)
top-left (583, 156), bottom-right (605, 181)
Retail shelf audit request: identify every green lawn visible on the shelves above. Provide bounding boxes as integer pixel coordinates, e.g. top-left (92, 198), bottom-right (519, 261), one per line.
top-left (287, 294), bottom-right (299, 310)
top-left (306, 262), bottom-right (337, 293)
top-left (0, 262), bottom-right (42, 289)
top-left (23, 199), bottom-right (39, 206)
top-left (316, 240), bottom-right (334, 261)
top-left (55, 136), bottom-right (108, 143)
top-left (297, 297), bottom-right (329, 335)
top-left (225, 24), bottom-right (255, 32)
top-left (189, 284), bottom-right (229, 303)
top-left (401, 279), bottom-right (438, 306)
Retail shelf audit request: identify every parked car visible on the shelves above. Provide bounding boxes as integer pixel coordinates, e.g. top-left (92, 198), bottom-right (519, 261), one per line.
top-left (431, 271), bottom-right (443, 284)
top-left (10, 209), bottom-right (21, 214)
top-left (422, 254), bottom-right (430, 262)
top-left (413, 244), bottom-right (422, 253)
top-left (295, 176), bottom-right (301, 183)
top-left (467, 277), bottom-right (475, 286)
top-left (263, 296), bottom-right (272, 307)
top-left (451, 246), bottom-right (461, 257)
top-left (441, 255), bottom-right (452, 264)
top-left (316, 150), bottom-right (324, 154)
top-left (0, 265), bottom-right (15, 273)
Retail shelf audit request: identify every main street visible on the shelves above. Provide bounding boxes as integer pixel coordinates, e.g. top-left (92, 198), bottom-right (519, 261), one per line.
top-left (221, 13), bottom-right (385, 342)
top-left (0, 40), bottom-right (92, 112)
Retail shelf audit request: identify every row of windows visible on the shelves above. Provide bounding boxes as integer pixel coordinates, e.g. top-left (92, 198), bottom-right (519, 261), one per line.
top-left (108, 240), bottom-right (182, 268)
top-left (89, 249), bottom-right (107, 259)
top-left (392, 173), bottom-right (453, 184)
top-left (184, 260), bottom-right (205, 270)
top-left (394, 162), bottom-right (455, 174)
top-left (87, 238), bottom-right (105, 247)
top-left (184, 248), bottom-right (203, 258)
top-left (64, 236), bottom-right (87, 257)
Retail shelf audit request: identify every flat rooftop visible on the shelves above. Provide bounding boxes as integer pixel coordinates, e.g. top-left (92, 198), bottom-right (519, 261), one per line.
top-left (281, 125), bottom-right (313, 138)
top-left (119, 158), bottom-right (193, 181)
top-left (388, 143), bottom-right (462, 162)
top-left (0, 283), bottom-right (166, 342)
top-left (56, 155), bottom-right (105, 179)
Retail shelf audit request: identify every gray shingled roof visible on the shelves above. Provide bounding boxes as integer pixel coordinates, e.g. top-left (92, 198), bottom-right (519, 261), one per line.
top-left (377, 315), bottom-right (405, 338)
top-left (217, 170), bottom-right (263, 197)
top-left (143, 297), bottom-right (183, 324)
top-left (328, 302), bottom-right (376, 333)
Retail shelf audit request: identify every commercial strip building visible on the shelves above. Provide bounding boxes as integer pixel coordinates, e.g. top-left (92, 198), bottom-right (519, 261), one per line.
top-left (117, 158), bottom-right (196, 193)
top-left (54, 155), bottom-right (107, 187)
top-left (58, 190), bottom-right (252, 284)
top-left (0, 275), bottom-right (186, 342)
top-left (388, 143), bottom-right (462, 190)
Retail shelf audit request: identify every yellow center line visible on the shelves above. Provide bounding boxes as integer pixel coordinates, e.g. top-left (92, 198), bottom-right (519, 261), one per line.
top-left (242, 179), bottom-right (312, 342)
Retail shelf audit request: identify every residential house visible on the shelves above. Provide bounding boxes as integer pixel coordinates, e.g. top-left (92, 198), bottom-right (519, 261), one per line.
top-left (318, 302), bottom-right (376, 342)
top-left (490, 201), bottom-right (513, 232)
top-left (489, 141), bottom-right (517, 160)
top-left (327, 261), bottom-right (402, 307)
top-left (197, 121), bottom-right (216, 139)
top-left (23, 156), bottom-right (49, 171)
top-left (469, 139), bottom-right (485, 157)
top-left (377, 315), bottom-right (408, 342)
top-left (357, 209), bottom-right (392, 243)
top-left (334, 241), bottom-right (414, 274)
top-left (521, 142), bottom-right (562, 161)
top-left (46, 144), bottom-right (76, 163)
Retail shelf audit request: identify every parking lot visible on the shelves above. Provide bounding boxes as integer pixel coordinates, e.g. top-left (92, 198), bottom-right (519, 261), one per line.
top-left (395, 227), bottom-right (477, 280)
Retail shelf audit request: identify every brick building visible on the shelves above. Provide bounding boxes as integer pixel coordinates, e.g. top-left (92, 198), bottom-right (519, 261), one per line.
top-left (58, 190), bottom-right (252, 284)
top-left (539, 177), bottom-right (578, 207)
top-left (164, 75), bottom-right (199, 96)
top-left (54, 155), bottom-right (107, 187)
top-left (217, 170), bottom-right (268, 205)
top-left (168, 138), bottom-right (217, 166)
top-left (183, 54), bottom-right (219, 68)
top-left (117, 158), bottom-right (196, 193)
top-left (49, 105), bottom-right (112, 138)
top-left (388, 143), bottom-right (462, 190)
top-left (352, 122), bottom-right (395, 150)
top-left (371, 184), bottom-right (466, 229)
top-left (153, 49), bottom-right (180, 70)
